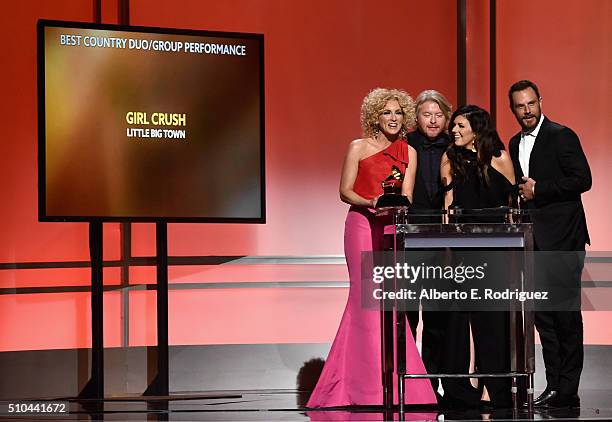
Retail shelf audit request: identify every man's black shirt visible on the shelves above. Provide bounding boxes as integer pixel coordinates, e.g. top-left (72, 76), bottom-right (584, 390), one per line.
top-left (408, 130), bottom-right (450, 211)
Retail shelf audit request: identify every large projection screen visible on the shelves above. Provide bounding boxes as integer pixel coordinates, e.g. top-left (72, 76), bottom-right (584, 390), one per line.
top-left (37, 20), bottom-right (265, 222)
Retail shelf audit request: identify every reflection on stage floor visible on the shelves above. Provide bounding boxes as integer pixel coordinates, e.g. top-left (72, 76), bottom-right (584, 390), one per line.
top-left (3, 389), bottom-right (611, 421)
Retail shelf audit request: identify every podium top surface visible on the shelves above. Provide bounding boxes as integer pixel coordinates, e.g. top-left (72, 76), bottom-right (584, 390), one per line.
top-left (393, 223), bottom-right (533, 235)
top-left (388, 223), bottom-right (533, 249)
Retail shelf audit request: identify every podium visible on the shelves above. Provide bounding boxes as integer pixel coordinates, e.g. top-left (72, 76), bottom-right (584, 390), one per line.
top-left (377, 208), bottom-right (535, 411)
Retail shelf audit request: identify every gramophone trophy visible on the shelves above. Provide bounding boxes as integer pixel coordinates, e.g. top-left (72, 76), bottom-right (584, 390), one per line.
top-left (375, 165), bottom-right (411, 209)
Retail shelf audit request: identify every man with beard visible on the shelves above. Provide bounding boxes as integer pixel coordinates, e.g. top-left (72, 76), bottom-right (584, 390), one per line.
top-left (508, 80), bottom-right (591, 408)
top-left (406, 90), bottom-right (452, 397)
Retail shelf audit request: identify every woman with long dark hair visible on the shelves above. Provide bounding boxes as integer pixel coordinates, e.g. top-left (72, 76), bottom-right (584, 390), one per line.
top-left (442, 105), bottom-right (515, 211)
top-left (440, 105), bottom-right (516, 408)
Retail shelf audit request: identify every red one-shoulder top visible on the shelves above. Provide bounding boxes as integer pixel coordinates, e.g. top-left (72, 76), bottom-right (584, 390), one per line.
top-left (352, 140), bottom-right (409, 200)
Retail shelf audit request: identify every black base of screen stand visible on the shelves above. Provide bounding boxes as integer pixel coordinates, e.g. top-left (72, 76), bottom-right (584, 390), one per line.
top-left (78, 222), bottom-right (104, 400)
top-left (78, 221), bottom-right (170, 399)
top-left (144, 222), bottom-right (169, 396)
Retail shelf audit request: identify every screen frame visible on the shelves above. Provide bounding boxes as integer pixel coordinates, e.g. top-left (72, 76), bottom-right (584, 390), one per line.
top-left (37, 19), bottom-right (266, 223)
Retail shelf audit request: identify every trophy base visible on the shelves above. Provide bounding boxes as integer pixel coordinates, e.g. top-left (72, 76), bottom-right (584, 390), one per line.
top-left (376, 194), bottom-right (411, 208)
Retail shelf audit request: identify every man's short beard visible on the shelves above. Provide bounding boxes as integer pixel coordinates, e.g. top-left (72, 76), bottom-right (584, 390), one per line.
top-left (520, 113), bottom-right (539, 131)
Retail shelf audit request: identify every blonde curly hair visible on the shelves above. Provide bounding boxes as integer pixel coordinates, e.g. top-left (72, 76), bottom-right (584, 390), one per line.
top-left (360, 88), bottom-right (416, 138)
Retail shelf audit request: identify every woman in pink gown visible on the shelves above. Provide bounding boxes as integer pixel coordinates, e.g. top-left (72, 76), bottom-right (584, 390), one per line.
top-left (307, 88), bottom-right (437, 408)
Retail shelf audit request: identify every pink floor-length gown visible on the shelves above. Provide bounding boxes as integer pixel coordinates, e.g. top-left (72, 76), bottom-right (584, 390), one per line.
top-left (307, 141), bottom-right (437, 408)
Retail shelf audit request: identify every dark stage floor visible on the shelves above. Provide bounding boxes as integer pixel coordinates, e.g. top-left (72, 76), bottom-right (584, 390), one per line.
top-left (1, 390), bottom-right (611, 421)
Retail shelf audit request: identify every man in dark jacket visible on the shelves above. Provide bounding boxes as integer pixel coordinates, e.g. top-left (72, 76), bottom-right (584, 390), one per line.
top-left (406, 90), bottom-right (452, 394)
top-left (508, 80), bottom-right (591, 408)
top-left (408, 90), bottom-right (451, 214)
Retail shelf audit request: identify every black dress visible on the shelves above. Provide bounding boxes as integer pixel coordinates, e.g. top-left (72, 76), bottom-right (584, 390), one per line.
top-left (442, 147), bottom-right (514, 408)
top-left (450, 148), bottom-right (514, 215)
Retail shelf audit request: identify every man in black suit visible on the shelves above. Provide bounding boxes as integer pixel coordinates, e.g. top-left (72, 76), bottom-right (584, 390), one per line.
top-left (406, 90), bottom-right (451, 395)
top-left (508, 80), bottom-right (591, 408)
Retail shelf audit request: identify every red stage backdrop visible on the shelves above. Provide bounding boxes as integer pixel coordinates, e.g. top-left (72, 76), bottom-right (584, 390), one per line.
top-left (1, 0), bottom-right (610, 352)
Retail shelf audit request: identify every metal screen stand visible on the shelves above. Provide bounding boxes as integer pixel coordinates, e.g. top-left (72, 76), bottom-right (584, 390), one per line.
top-left (144, 222), bottom-right (169, 396)
top-left (78, 222), bottom-right (104, 401)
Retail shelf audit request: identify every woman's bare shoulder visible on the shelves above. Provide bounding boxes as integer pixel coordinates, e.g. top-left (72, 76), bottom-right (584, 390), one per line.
top-left (492, 149), bottom-right (512, 164)
top-left (491, 150), bottom-right (515, 183)
top-left (345, 138), bottom-right (371, 157)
